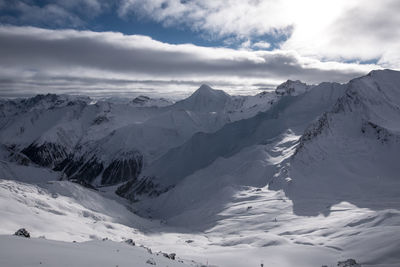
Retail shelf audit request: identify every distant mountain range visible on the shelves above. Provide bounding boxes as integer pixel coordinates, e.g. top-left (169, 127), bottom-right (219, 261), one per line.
top-left (2, 70), bottom-right (400, 207)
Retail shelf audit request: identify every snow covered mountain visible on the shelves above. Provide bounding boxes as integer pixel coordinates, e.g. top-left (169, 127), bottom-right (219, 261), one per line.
top-left (111, 70), bottom-right (400, 266)
top-left (121, 70), bottom-right (400, 213)
top-left (2, 70), bottom-right (400, 267)
top-left (282, 69), bottom-right (400, 215)
top-left (173, 84), bottom-right (232, 112)
top-left (275, 80), bottom-right (312, 96)
top-left (131, 95), bottom-right (173, 107)
top-left (0, 84), bottom-right (282, 188)
top-left (118, 81), bottom-right (346, 199)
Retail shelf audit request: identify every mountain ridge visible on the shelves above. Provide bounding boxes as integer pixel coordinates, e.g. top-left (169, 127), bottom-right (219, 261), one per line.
top-left (0, 83), bottom-right (285, 188)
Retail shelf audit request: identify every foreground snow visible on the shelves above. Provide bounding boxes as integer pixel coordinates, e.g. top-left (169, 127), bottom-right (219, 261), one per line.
top-left (0, 235), bottom-right (193, 267)
top-left (1, 176), bottom-right (399, 267)
top-left (0, 179), bottom-right (155, 242)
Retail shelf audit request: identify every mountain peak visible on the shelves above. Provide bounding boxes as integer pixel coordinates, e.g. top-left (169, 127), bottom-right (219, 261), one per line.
top-left (275, 80), bottom-right (311, 96)
top-left (368, 69), bottom-right (396, 75)
top-left (131, 95), bottom-right (173, 107)
top-left (198, 84), bottom-right (213, 91)
top-left (192, 84), bottom-right (223, 97)
top-left (192, 84), bottom-right (229, 97)
top-left (172, 84), bottom-right (231, 112)
top-left (190, 84), bottom-right (230, 100)
top-left (132, 95), bottom-right (151, 105)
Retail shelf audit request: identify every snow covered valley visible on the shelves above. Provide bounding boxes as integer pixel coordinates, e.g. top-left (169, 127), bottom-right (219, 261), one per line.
top-left (1, 70), bottom-right (400, 267)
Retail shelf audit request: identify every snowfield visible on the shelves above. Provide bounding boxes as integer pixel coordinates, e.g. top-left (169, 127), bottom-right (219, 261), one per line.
top-left (0, 235), bottom-right (193, 267)
top-left (1, 70), bottom-right (400, 266)
top-left (1, 176), bottom-right (399, 267)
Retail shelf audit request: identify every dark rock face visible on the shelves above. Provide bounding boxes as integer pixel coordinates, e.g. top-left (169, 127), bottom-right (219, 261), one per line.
top-left (54, 156), bottom-right (84, 176)
top-left (160, 252), bottom-right (176, 260)
top-left (56, 152), bottom-right (143, 187)
top-left (70, 156), bottom-right (104, 184)
top-left (22, 142), bottom-right (68, 168)
top-left (124, 239), bottom-right (135, 246)
top-left (116, 176), bottom-right (172, 201)
top-left (132, 95), bottom-right (150, 105)
top-left (337, 259), bottom-right (361, 267)
top-left (92, 115), bottom-right (109, 125)
top-left (14, 228), bottom-right (30, 238)
top-left (146, 258), bottom-right (156, 265)
top-left (56, 155), bottom-right (104, 184)
top-left (293, 113), bottom-right (329, 156)
top-left (361, 121), bottom-right (398, 144)
top-left (102, 156), bottom-right (143, 185)
top-left (21, 142), bottom-right (144, 187)
top-left (116, 179), bottom-right (139, 200)
top-left (2, 145), bottom-right (31, 166)
top-left (275, 80), bottom-right (309, 96)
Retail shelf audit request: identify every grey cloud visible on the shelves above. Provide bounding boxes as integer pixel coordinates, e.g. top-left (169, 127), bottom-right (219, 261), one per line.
top-left (0, 0), bottom-right (108, 27)
top-left (331, 0), bottom-right (400, 43)
top-left (120, 0), bottom-right (400, 68)
top-left (0, 75), bottom-right (253, 98)
top-left (0, 26), bottom-right (373, 97)
top-left (0, 1), bottom-right (82, 27)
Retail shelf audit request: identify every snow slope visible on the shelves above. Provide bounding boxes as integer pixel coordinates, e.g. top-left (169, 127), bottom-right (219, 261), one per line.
top-left (275, 80), bottom-right (312, 96)
top-left (0, 179), bottom-right (153, 242)
top-left (0, 84), bottom-right (283, 187)
top-left (117, 70), bottom-right (400, 266)
top-left (2, 171), bottom-right (400, 267)
top-left (131, 95), bottom-right (174, 107)
top-left (0, 235), bottom-right (193, 267)
top-left (136, 131), bottom-right (300, 229)
top-left (279, 69), bottom-right (400, 215)
top-left (122, 81), bottom-right (345, 197)
top-left (173, 84), bottom-right (231, 112)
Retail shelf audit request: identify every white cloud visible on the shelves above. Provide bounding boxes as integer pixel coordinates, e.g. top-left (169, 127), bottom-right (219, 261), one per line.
top-left (118, 0), bottom-right (400, 68)
top-left (3, 1), bottom-right (399, 69)
top-left (118, 0), bottom-right (295, 38)
top-left (253, 41), bottom-right (271, 50)
top-left (282, 0), bottom-right (400, 63)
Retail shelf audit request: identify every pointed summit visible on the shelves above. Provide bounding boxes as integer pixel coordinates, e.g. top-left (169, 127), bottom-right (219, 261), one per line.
top-left (198, 84), bottom-right (213, 91)
top-left (174, 84), bottom-right (231, 112)
top-left (191, 84), bottom-right (227, 97)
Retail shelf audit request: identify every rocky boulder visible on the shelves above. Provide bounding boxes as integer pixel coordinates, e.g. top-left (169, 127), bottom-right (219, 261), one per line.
top-left (14, 228), bottom-right (30, 238)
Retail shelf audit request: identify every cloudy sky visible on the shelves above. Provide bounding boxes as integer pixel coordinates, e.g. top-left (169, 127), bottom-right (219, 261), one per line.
top-left (0, 0), bottom-right (399, 98)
